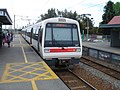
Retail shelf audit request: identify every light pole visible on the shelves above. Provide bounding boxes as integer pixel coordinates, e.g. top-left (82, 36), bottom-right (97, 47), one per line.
top-left (81, 14), bottom-right (91, 41)
top-left (14, 15), bottom-right (31, 34)
top-left (86, 16), bottom-right (89, 41)
top-left (14, 15), bottom-right (15, 36)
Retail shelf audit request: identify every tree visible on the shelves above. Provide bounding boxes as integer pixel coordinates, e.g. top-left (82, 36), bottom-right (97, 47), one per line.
top-left (38, 8), bottom-right (95, 34)
top-left (40, 8), bottom-right (57, 20)
top-left (77, 14), bottom-right (94, 34)
top-left (56, 9), bottom-right (78, 20)
top-left (40, 9), bottom-right (78, 21)
top-left (113, 2), bottom-right (120, 16)
top-left (101, 1), bottom-right (115, 24)
top-left (100, 1), bottom-right (115, 35)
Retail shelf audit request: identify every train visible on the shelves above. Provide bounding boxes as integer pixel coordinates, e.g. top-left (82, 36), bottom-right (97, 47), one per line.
top-left (21, 17), bottom-right (82, 67)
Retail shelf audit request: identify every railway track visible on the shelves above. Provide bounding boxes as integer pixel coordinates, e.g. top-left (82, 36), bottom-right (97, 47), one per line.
top-left (55, 69), bottom-right (97, 90)
top-left (81, 57), bottom-right (120, 80)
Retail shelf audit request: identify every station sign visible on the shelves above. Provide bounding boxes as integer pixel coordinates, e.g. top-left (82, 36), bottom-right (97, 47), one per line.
top-left (0, 9), bottom-right (12, 25)
top-left (85, 27), bottom-right (89, 29)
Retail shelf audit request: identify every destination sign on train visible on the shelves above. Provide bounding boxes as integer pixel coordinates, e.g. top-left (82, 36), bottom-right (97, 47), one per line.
top-left (58, 18), bottom-right (66, 22)
top-left (46, 23), bottom-right (70, 27)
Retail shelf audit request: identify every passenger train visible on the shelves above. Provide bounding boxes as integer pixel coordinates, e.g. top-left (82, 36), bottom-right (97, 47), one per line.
top-left (21, 17), bottom-right (82, 67)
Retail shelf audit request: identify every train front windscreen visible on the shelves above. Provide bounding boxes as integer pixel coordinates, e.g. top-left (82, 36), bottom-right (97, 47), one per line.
top-left (44, 23), bottom-right (80, 47)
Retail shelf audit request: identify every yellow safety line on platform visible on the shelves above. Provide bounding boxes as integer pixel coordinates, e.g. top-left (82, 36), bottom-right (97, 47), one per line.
top-left (0, 62), bottom-right (59, 84)
top-left (0, 37), bottom-right (58, 90)
top-left (13, 44), bottom-right (29, 47)
top-left (19, 36), bottom-right (38, 90)
top-left (31, 80), bottom-right (38, 90)
top-left (1, 64), bottom-right (9, 81)
top-left (42, 62), bottom-right (59, 79)
top-left (19, 37), bottom-right (28, 63)
top-left (21, 47), bottom-right (28, 63)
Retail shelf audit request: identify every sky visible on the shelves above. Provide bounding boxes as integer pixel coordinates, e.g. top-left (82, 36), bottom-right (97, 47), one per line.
top-left (0, 0), bottom-right (119, 29)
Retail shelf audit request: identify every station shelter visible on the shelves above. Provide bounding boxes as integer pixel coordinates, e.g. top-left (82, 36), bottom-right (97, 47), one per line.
top-left (99, 16), bottom-right (120, 47)
top-left (0, 9), bottom-right (12, 47)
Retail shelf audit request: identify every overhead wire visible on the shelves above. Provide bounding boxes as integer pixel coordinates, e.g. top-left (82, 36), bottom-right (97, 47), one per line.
top-left (66, 0), bottom-right (87, 10)
top-left (10, 0), bottom-right (15, 16)
top-left (65, 0), bottom-right (107, 12)
top-left (79, 1), bottom-right (107, 11)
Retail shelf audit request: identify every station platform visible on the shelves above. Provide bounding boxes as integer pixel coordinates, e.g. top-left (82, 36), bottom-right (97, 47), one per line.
top-left (82, 41), bottom-right (120, 55)
top-left (82, 41), bottom-right (120, 64)
top-left (0, 34), bottom-right (69, 90)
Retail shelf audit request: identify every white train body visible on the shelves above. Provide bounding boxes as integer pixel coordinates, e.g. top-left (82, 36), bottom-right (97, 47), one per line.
top-left (21, 17), bottom-right (82, 67)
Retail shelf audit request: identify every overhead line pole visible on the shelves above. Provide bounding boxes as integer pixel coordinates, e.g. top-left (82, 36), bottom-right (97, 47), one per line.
top-left (14, 15), bottom-right (31, 34)
top-left (14, 14), bottom-right (15, 37)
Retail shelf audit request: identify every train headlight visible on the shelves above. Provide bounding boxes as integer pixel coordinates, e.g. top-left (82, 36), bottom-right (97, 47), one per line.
top-left (44, 49), bottom-right (50, 53)
top-left (76, 48), bottom-right (81, 52)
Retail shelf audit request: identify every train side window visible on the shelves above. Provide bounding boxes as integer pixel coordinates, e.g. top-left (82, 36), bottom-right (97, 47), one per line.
top-left (31, 28), bottom-right (33, 34)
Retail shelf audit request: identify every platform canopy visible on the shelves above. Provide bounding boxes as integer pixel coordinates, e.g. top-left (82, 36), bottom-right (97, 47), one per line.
top-left (99, 16), bottom-right (120, 28)
top-left (0, 9), bottom-right (12, 25)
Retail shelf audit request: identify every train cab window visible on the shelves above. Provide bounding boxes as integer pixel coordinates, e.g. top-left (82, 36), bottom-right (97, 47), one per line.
top-left (45, 28), bottom-right (52, 40)
top-left (53, 28), bottom-right (71, 41)
top-left (73, 28), bottom-right (78, 41)
top-left (45, 23), bottom-right (80, 47)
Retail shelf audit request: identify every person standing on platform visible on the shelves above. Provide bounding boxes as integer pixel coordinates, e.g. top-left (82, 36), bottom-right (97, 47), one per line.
top-left (0, 31), bottom-right (3, 48)
top-left (10, 31), bottom-right (13, 41)
top-left (2, 31), bottom-right (5, 46)
top-left (7, 33), bottom-right (11, 48)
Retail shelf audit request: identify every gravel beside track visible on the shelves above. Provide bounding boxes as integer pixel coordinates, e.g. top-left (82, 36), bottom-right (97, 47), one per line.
top-left (72, 63), bottom-right (120, 90)
top-left (83, 56), bottom-right (120, 72)
top-left (81, 57), bottom-right (120, 80)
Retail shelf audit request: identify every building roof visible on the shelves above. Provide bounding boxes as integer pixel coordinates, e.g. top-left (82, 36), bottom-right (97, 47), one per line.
top-left (108, 16), bottom-right (120, 24)
top-left (99, 24), bottom-right (120, 28)
top-left (0, 9), bottom-right (12, 25)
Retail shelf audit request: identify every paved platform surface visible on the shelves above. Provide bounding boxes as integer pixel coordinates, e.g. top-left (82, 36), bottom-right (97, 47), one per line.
top-left (83, 41), bottom-right (120, 55)
top-left (0, 34), bottom-right (69, 90)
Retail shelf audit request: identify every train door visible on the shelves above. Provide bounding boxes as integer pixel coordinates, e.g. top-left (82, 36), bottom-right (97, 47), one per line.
top-left (25, 29), bottom-right (27, 40)
top-left (30, 28), bottom-right (33, 44)
top-left (37, 26), bottom-right (43, 53)
top-left (37, 28), bottom-right (40, 51)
